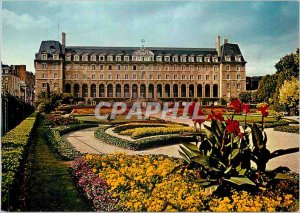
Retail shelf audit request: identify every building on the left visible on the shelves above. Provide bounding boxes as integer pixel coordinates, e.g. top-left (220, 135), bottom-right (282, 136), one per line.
top-left (1, 63), bottom-right (35, 104)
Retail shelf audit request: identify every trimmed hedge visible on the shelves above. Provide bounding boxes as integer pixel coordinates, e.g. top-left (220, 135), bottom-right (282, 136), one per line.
top-left (45, 123), bottom-right (98, 160)
top-left (259, 120), bottom-right (299, 128)
top-left (94, 126), bottom-right (195, 150)
top-left (1, 112), bottom-right (38, 210)
top-left (274, 125), bottom-right (299, 134)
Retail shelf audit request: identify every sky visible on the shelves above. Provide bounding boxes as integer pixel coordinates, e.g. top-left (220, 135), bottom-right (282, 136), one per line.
top-left (2, 1), bottom-right (299, 76)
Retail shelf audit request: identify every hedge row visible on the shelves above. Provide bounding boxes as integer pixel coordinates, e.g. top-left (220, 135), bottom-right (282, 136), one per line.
top-left (94, 126), bottom-right (195, 150)
top-left (259, 120), bottom-right (299, 128)
top-left (44, 123), bottom-right (98, 160)
top-left (1, 112), bottom-right (38, 210)
top-left (274, 125), bottom-right (299, 134)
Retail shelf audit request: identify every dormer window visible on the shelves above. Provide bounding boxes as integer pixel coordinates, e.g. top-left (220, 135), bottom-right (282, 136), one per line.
top-left (83, 55), bottom-right (88, 61)
top-left (188, 56), bottom-right (194, 62)
top-left (116, 56), bottom-right (122, 61)
top-left (132, 56), bottom-right (137, 61)
top-left (107, 55), bottom-right (113, 61)
top-left (164, 56), bottom-right (170, 62)
top-left (213, 57), bottom-right (218, 63)
top-left (74, 55), bottom-right (79, 61)
top-left (172, 56), bottom-right (178, 62)
top-left (181, 55), bottom-right (187, 62)
top-left (53, 54), bottom-right (59, 60)
top-left (65, 54), bottom-right (71, 61)
top-left (99, 55), bottom-right (105, 61)
top-left (156, 56), bottom-right (162, 62)
top-left (225, 56), bottom-right (231, 62)
top-left (91, 55), bottom-right (97, 61)
top-left (42, 54), bottom-right (47, 60)
top-left (196, 56), bottom-right (203, 62)
top-left (235, 56), bottom-right (242, 62)
top-left (205, 57), bottom-right (210, 62)
top-left (124, 56), bottom-right (130, 61)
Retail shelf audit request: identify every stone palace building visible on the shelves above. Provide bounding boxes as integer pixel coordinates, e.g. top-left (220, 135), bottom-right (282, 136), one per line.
top-left (35, 33), bottom-right (246, 103)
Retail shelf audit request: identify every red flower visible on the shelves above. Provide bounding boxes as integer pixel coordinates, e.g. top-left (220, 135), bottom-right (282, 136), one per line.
top-left (242, 104), bottom-right (250, 114)
top-left (192, 108), bottom-right (206, 124)
top-left (226, 119), bottom-right (243, 138)
top-left (258, 105), bottom-right (269, 117)
top-left (230, 99), bottom-right (242, 113)
top-left (207, 110), bottom-right (224, 122)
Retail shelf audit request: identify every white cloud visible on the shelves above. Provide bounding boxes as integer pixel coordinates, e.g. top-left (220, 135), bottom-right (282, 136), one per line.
top-left (3, 9), bottom-right (51, 30)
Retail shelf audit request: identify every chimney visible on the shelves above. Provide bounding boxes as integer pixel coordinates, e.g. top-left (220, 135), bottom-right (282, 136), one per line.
top-left (223, 38), bottom-right (228, 44)
top-left (216, 35), bottom-right (221, 57)
top-left (62, 32), bottom-right (66, 54)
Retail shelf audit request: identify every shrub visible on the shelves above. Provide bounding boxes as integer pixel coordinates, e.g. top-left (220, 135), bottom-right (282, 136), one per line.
top-left (1, 112), bottom-right (38, 210)
top-left (94, 126), bottom-right (195, 150)
top-left (274, 125), bottom-right (299, 134)
top-left (44, 123), bottom-right (98, 160)
top-left (45, 114), bottom-right (81, 127)
top-left (260, 120), bottom-right (299, 128)
top-left (130, 126), bottom-right (195, 139)
top-left (113, 122), bottom-right (171, 133)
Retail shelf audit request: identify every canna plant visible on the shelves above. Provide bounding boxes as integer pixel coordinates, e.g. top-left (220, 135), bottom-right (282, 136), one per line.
top-left (179, 99), bottom-right (299, 194)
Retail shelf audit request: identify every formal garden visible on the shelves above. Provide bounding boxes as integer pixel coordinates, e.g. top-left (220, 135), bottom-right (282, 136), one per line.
top-left (2, 95), bottom-right (299, 211)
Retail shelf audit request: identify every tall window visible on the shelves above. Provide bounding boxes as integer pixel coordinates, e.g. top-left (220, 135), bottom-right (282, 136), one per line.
top-left (108, 65), bottom-right (112, 70)
top-left (133, 65), bottom-right (137, 70)
top-left (42, 63), bottom-right (47, 69)
top-left (174, 75), bottom-right (178, 79)
top-left (117, 65), bottom-right (121, 71)
top-left (189, 65), bottom-right (193, 71)
top-left (158, 75), bottom-right (161, 79)
top-left (213, 66), bottom-right (217, 71)
top-left (92, 74), bottom-right (95, 79)
top-left (174, 65), bottom-right (178, 70)
top-left (213, 75), bottom-right (217, 80)
top-left (75, 74), bottom-right (78, 79)
top-left (83, 74), bottom-right (87, 79)
top-left (125, 74), bottom-right (129, 79)
top-left (54, 73), bottom-right (58, 78)
top-left (226, 65), bottom-right (230, 71)
top-left (181, 65), bottom-right (185, 71)
top-left (182, 75), bottom-right (186, 80)
top-left (100, 74), bottom-right (104, 79)
top-left (117, 74), bottom-right (120, 79)
top-left (205, 66), bottom-right (209, 71)
top-left (125, 65), bottom-right (129, 70)
top-left (149, 74), bottom-right (153, 79)
top-left (100, 65), bottom-right (104, 70)
top-left (206, 75), bottom-right (209, 80)
top-left (133, 74), bottom-right (137, 79)
top-left (237, 83), bottom-right (241, 89)
top-left (42, 73), bottom-right (47, 78)
top-left (91, 65), bottom-right (96, 70)
top-left (190, 75), bottom-right (194, 80)
top-left (227, 74), bottom-right (230, 79)
top-left (166, 75), bottom-right (170, 79)
top-left (237, 74), bottom-right (241, 79)
top-left (166, 65), bottom-right (170, 71)
top-left (237, 65), bottom-right (241, 71)
top-left (108, 74), bottom-right (112, 79)
top-left (198, 75), bottom-right (202, 80)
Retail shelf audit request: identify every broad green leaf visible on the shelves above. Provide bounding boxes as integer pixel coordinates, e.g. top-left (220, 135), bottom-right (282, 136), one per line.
top-left (224, 177), bottom-right (256, 186)
top-left (274, 173), bottom-right (292, 180)
top-left (230, 149), bottom-right (240, 160)
top-left (191, 155), bottom-right (211, 168)
top-left (178, 150), bottom-right (190, 162)
top-left (204, 185), bottom-right (218, 196)
top-left (204, 125), bottom-right (213, 138)
top-left (224, 165), bottom-right (232, 174)
top-left (251, 123), bottom-right (264, 150)
top-left (179, 146), bottom-right (197, 159)
top-left (238, 169), bottom-right (247, 176)
top-left (183, 142), bottom-right (200, 152)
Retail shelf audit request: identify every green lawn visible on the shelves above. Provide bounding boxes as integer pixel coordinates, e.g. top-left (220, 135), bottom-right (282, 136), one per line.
top-left (224, 114), bottom-right (277, 123)
top-left (25, 119), bottom-right (91, 211)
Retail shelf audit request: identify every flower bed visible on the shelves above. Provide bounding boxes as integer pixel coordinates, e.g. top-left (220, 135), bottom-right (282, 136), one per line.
top-left (70, 153), bottom-right (299, 212)
top-left (1, 112), bottom-right (38, 209)
top-left (124, 126), bottom-right (195, 139)
top-left (113, 122), bottom-right (171, 133)
top-left (94, 126), bottom-right (195, 150)
top-left (45, 114), bottom-right (81, 127)
top-left (274, 125), bottom-right (299, 134)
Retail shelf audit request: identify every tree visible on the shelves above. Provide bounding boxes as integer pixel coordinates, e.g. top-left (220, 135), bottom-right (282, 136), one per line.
top-left (239, 91), bottom-right (252, 103)
top-left (278, 77), bottom-right (299, 115)
top-left (256, 74), bottom-right (278, 103)
top-left (275, 48), bottom-right (299, 78)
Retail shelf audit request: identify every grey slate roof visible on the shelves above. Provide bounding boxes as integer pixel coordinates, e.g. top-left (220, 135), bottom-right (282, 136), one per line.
top-left (65, 46), bottom-right (218, 56)
top-left (36, 40), bottom-right (245, 62)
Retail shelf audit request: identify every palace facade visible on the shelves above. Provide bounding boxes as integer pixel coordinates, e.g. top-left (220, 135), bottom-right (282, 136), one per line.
top-left (35, 33), bottom-right (246, 103)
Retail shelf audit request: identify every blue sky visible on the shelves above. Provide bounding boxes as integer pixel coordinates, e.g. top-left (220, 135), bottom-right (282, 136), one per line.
top-left (2, 1), bottom-right (299, 76)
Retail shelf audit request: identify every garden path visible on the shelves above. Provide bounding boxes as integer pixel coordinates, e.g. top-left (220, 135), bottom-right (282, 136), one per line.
top-left (63, 125), bottom-right (299, 173)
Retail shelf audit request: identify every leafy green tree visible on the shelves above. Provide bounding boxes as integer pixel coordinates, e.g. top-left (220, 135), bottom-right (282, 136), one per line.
top-left (279, 77), bottom-right (299, 115)
top-left (256, 74), bottom-right (278, 103)
top-left (275, 48), bottom-right (299, 77)
top-left (239, 92), bottom-right (252, 103)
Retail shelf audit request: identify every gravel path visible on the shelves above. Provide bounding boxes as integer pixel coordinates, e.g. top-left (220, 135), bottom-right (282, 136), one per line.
top-left (63, 124), bottom-right (299, 173)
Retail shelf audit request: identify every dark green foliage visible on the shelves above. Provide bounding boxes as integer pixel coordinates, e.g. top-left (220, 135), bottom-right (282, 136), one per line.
top-left (1, 112), bottom-right (38, 210)
top-left (44, 123), bottom-right (98, 160)
top-left (94, 126), bottom-right (195, 150)
top-left (259, 120), bottom-right (298, 128)
top-left (239, 92), bottom-right (252, 103)
top-left (274, 125), bottom-right (299, 134)
top-left (256, 74), bottom-right (278, 103)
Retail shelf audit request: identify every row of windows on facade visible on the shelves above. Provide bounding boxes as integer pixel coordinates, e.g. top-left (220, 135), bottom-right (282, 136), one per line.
top-left (42, 73), bottom-right (242, 80)
top-left (42, 82), bottom-right (242, 90)
top-left (41, 63), bottom-right (242, 72)
top-left (41, 54), bottom-right (242, 63)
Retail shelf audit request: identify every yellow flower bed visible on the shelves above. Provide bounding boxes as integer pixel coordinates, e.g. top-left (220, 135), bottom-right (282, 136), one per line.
top-left (121, 126), bottom-right (194, 139)
top-left (84, 153), bottom-right (299, 212)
